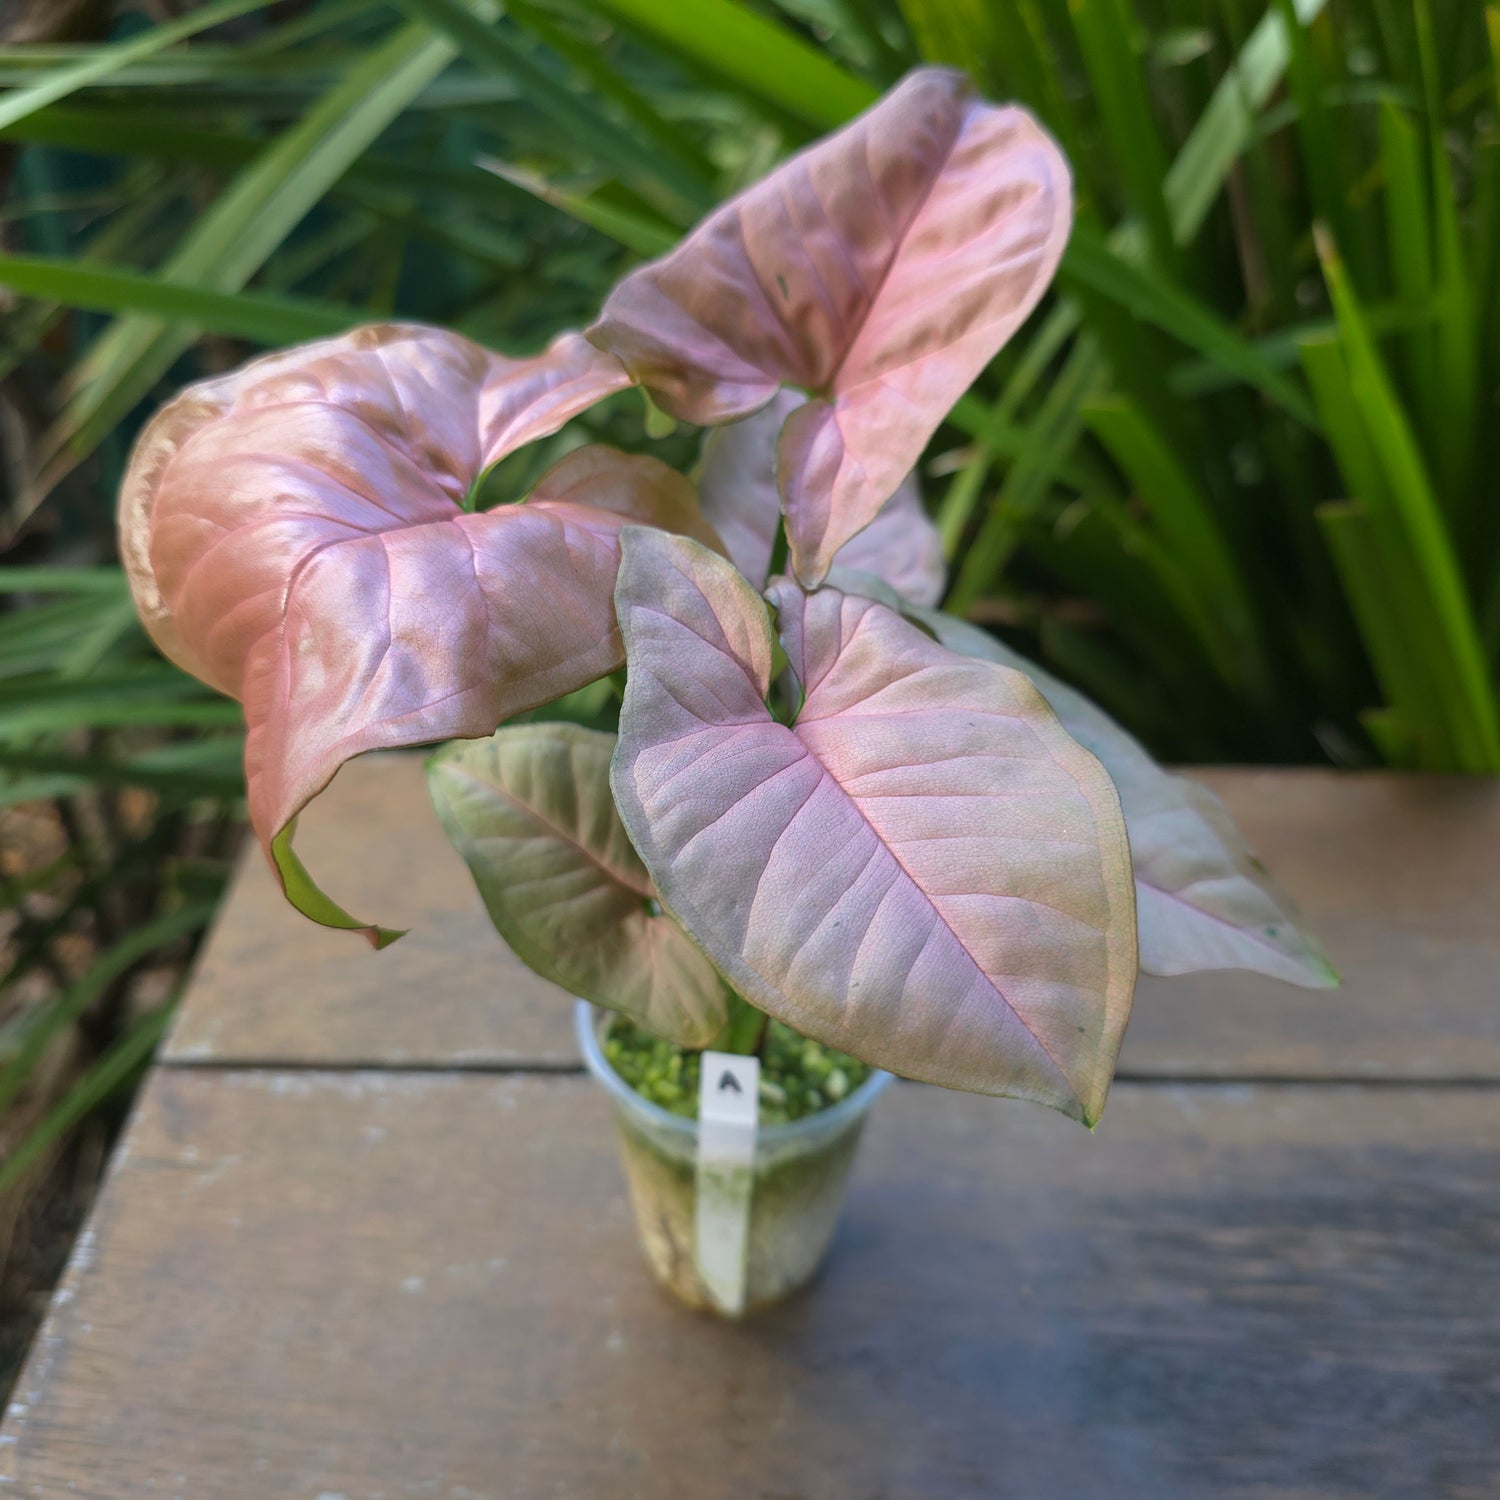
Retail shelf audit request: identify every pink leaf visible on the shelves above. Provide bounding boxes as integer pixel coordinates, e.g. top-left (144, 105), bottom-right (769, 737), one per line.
top-left (871, 596), bottom-right (1337, 989)
top-left (697, 391), bottom-right (945, 602)
top-left (820, 473), bottom-right (944, 606)
top-left (592, 68), bottom-right (1070, 586)
top-left (119, 323), bottom-right (723, 944)
top-left (610, 529), bottom-right (1136, 1124)
top-left (694, 390), bottom-right (801, 589)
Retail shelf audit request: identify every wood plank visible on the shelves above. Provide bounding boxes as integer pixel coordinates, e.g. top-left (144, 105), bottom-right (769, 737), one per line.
top-left (167, 757), bottom-right (1500, 1078)
top-left (4, 1069), bottom-right (1496, 1497)
top-left (1125, 768), bottom-right (1500, 1079)
top-left (164, 754), bottom-right (578, 1068)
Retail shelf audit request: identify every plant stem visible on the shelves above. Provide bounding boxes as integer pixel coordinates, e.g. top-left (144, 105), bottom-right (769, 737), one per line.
top-left (710, 992), bottom-right (768, 1057)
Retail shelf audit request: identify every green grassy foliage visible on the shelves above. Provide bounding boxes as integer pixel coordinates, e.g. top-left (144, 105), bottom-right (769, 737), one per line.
top-left (0, 0), bottom-right (1496, 1196)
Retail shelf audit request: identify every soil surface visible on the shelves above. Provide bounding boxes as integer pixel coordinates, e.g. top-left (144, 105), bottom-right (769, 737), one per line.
top-left (603, 1014), bottom-right (873, 1124)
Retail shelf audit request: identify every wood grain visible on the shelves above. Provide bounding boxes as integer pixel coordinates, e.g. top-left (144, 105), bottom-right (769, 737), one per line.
top-left (164, 753), bottom-right (578, 1068)
top-left (165, 758), bottom-right (1500, 1079)
top-left (1124, 768), bottom-right (1500, 1079)
top-left (4, 1069), bottom-right (1496, 1498)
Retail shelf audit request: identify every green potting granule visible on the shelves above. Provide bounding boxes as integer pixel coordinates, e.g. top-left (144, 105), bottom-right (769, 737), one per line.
top-left (602, 1015), bottom-right (873, 1125)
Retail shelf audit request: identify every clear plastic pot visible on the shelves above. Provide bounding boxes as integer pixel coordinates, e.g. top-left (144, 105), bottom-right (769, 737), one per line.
top-left (575, 1002), bottom-right (892, 1316)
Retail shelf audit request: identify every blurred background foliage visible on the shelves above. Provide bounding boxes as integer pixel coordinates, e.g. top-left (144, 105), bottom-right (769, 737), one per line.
top-left (0, 0), bottom-right (1497, 1382)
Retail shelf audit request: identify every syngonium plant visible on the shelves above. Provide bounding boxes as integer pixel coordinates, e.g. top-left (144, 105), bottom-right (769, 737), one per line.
top-left (120, 70), bottom-right (1334, 1127)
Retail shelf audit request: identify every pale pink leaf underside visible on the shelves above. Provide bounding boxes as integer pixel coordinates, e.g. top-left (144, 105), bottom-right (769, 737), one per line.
top-left (610, 529), bottom-right (1136, 1123)
top-left (591, 67), bottom-right (1071, 586)
top-left (697, 391), bottom-right (945, 602)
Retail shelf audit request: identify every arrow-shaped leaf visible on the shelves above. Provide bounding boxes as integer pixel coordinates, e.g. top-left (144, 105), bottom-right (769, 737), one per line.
top-left (853, 587), bottom-right (1336, 989)
top-left (429, 724), bottom-right (729, 1045)
top-left (120, 323), bottom-right (719, 944)
top-left (591, 68), bottom-right (1070, 587)
top-left (697, 389), bottom-right (945, 603)
top-left (610, 529), bottom-right (1136, 1124)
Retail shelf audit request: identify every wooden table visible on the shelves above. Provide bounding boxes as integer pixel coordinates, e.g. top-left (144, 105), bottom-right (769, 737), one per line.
top-left (3, 758), bottom-right (1498, 1498)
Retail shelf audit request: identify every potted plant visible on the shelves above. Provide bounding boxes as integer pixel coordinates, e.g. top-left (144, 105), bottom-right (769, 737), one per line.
top-left (118, 69), bottom-right (1333, 1316)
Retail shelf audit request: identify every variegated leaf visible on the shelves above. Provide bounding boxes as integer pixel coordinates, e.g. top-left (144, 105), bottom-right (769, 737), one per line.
top-left (870, 591), bottom-right (1337, 989)
top-left (119, 323), bottom-right (720, 943)
top-left (610, 529), bottom-right (1137, 1124)
top-left (428, 725), bottom-right (729, 1046)
top-left (592, 68), bottom-right (1070, 586)
top-left (697, 390), bottom-right (945, 602)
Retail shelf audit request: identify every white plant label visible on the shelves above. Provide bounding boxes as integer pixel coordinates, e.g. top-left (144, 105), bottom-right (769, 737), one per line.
top-left (695, 1050), bottom-right (760, 1315)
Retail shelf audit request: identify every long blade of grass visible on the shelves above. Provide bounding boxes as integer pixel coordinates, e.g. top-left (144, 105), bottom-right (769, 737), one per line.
top-left (1070, 0), bottom-right (1179, 276)
top-left (1308, 242), bottom-right (1500, 769)
top-left (1413, 0), bottom-right (1479, 530)
top-left (0, 103), bottom-right (254, 163)
top-left (937, 303), bottom-right (1078, 555)
top-left (0, 0), bottom-right (276, 134)
top-left (477, 160), bottom-right (678, 256)
top-left (1168, 300), bottom-right (1433, 397)
top-left (1071, 486), bottom-right (1241, 686)
top-left (1082, 393), bottom-right (1267, 696)
top-left (950, 0), bottom-right (1330, 612)
top-left (0, 744), bottom-right (245, 806)
top-left (0, 104), bottom-right (541, 219)
top-left (1270, 0), bottom-right (1366, 286)
top-left (0, 596), bottom-right (136, 678)
top-left (0, 254), bottom-right (357, 344)
top-left (396, 0), bottom-right (709, 216)
top-left (897, 0), bottom-right (1002, 91)
top-left (0, 568), bottom-right (126, 594)
top-left (1061, 228), bottom-right (1318, 425)
top-left (579, 0), bottom-right (877, 129)
top-left (1166, 0), bottom-right (1327, 239)
top-left (0, 667), bottom-right (208, 710)
top-left (1315, 500), bottom-right (1434, 766)
top-left (1490, 7), bottom-right (1500, 124)
top-left (23, 22), bottom-right (459, 522)
top-left (0, 904), bottom-right (214, 1120)
top-left (948, 337), bottom-right (1108, 611)
top-left (0, 699), bottom-right (242, 735)
top-left (242, 0), bottom-right (389, 53)
top-left (1378, 101), bottom-right (1441, 435)
top-left (503, 0), bottom-right (719, 191)
top-left (0, 993), bottom-right (182, 1198)
top-left (1018, 498), bottom-right (1245, 745)
top-left (791, 0), bottom-right (909, 81)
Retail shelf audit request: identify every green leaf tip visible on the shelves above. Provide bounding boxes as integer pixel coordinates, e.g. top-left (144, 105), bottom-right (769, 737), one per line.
top-left (270, 823), bottom-right (406, 951)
